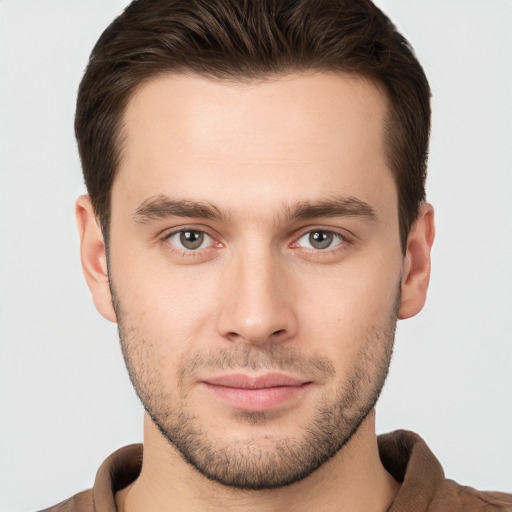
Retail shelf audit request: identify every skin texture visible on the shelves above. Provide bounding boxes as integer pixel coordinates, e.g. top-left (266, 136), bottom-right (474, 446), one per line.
top-left (76, 72), bottom-right (435, 512)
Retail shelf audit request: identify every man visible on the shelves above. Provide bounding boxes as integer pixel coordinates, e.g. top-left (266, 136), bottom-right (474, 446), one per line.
top-left (39, 0), bottom-right (512, 511)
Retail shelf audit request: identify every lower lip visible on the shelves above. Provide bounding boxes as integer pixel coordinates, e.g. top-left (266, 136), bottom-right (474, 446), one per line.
top-left (203, 383), bottom-right (311, 411)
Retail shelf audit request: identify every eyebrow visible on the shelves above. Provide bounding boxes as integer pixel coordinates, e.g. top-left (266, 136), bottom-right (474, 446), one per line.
top-left (285, 196), bottom-right (377, 222)
top-left (133, 195), bottom-right (227, 224)
top-left (132, 194), bottom-right (377, 224)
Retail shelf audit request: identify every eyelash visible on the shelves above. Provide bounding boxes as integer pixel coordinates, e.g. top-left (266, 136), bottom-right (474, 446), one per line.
top-left (160, 226), bottom-right (352, 258)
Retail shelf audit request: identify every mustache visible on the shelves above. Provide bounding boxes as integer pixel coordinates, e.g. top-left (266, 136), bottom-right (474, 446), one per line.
top-left (178, 345), bottom-right (336, 385)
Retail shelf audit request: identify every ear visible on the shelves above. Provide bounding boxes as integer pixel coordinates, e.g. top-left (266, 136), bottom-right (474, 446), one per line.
top-left (75, 195), bottom-right (117, 323)
top-left (398, 202), bottom-right (435, 320)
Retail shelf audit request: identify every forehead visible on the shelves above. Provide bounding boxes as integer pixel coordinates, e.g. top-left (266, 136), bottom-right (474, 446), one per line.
top-left (115, 72), bottom-right (395, 218)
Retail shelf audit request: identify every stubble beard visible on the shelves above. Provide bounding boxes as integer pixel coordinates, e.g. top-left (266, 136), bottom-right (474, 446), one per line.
top-left (112, 288), bottom-right (398, 491)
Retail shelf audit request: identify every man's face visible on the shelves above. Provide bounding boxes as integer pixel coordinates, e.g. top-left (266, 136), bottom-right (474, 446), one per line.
top-left (106, 73), bottom-right (406, 488)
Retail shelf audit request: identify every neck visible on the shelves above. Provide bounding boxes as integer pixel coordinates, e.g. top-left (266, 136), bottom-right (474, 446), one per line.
top-left (116, 411), bottom-right (400, 512)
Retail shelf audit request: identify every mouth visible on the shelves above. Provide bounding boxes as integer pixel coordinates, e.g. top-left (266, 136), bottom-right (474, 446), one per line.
top-left (201, 373), bottom-right (313, 412)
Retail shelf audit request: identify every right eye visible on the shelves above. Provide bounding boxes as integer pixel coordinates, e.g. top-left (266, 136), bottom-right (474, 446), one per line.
top-left (165, 230), bottom-right (213, 251)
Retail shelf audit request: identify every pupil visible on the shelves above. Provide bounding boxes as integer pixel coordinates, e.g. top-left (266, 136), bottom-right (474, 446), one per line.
top-left (180, 231), bottom-right (204, 250)
top-left (309, 231), bottom-right (333, 249)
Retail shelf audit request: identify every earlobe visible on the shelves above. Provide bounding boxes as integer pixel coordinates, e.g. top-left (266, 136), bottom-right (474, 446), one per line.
top-left (398, 203), bottom-right (435, 320)
top-left (75, 195), bottom-right (117, 323)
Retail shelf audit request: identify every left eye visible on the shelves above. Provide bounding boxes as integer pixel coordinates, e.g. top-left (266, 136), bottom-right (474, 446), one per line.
top-left (296, 230), bottom-right (344, 250)
top-left (166, 230), bottom-right (212, 251)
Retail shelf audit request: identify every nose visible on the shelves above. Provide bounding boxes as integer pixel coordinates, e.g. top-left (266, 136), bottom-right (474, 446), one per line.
top-left (215, 248), bottom-right (298, 347)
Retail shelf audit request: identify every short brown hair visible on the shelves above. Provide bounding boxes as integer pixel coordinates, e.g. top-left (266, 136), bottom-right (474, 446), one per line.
top-left (75, 0), bottom-right (431, 250)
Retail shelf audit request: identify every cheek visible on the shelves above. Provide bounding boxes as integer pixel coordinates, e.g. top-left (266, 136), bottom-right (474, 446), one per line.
top-left (112, 256), bottom-right (223, 352)
top-left (292, 256), bottom-right (401, 358)
top-left (297, 255), bottom-right (400, 316)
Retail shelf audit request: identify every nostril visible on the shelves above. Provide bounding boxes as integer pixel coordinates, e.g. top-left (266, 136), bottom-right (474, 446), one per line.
top-left (272, 329), bottom-right (285, 336)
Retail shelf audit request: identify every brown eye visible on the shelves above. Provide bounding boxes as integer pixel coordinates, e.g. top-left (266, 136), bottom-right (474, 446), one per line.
top-left (296, 230), bottom-right (343, 250)
top-left (167, 230), bottom-right (210, 250)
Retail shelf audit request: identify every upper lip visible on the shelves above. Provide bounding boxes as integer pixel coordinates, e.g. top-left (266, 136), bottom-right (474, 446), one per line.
top-left (203, 373), bottom-right (311, 389)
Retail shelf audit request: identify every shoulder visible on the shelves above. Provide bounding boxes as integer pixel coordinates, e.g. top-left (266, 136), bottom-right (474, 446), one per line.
top-left (379, 430), bottom-right (512, 512)
top-left (38, 489), bottom-right (94, 512)
top-left (36, 443), bottom-right (142, 512)
top-left (431, 480), bottom-right (512, 512)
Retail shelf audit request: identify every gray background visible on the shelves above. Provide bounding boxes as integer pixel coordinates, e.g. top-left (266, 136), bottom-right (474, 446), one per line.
top-left (1, 1), bottom-right (511, 510)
